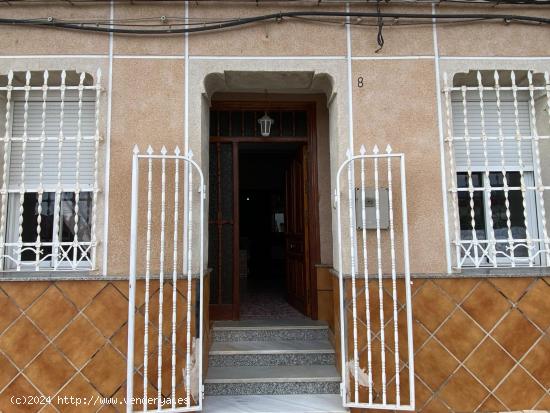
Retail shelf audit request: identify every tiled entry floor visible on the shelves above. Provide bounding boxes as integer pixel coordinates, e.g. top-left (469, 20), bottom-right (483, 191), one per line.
top-left (239, 280), bottom-right (307, 320)
top-left (203, 394), bottom-right (347, 412)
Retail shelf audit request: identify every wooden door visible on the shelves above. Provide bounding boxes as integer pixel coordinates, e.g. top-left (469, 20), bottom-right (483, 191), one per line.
top-left (284, 145), bottom-right (310, 315)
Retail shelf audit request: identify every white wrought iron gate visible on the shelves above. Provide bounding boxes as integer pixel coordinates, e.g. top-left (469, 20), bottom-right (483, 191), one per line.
top-left (126, 146), bottom-right (205, 413)
top-left (335, 145), bottom-right (415, 411)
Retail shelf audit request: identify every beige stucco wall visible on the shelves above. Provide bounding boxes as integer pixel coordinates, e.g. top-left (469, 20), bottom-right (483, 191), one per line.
top-left (351, 59), bottom-right (446, 273)
top-left (436, 5), bottom-right (550, 57)
top-left (108, 59), bottom-right (185, 275)
top-left (0, 1), bottom-right (549, 277)
top-left (188, 3), bottom-right (347, 57)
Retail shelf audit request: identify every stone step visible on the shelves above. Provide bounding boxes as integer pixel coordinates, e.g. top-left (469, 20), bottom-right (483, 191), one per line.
top-left (208, 339), bottom-right (336, 367)
top-left (203, 394), bottom-right (349, 413)
top-left (212, 320), bottom-right (330, 342)
top-left (204, 365), bottom-right (341, 396)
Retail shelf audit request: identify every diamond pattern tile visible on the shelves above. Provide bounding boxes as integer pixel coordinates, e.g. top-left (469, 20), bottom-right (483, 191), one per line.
top-left (465, 337), bottom-right (515, 389)
top-left (438, 367), bottom-right (489, 412)
top-left (97, 404), bottom-right (120, 413)
top-left (26, 285), bottom-right (77, 339)
top-left (117, 371), bottom-right (159, 411)
top-left (0, 275), bottom-right (547, 413)
top-left (0, 351), bottom-right (18, 390)
top-left (53, 374), bottom-right (101, 413)
top-left (39, 405), bottom-right (61, 413)
top-left (84, 284), bottom-right (128, 338)
top-left (0, 289), bottom-right (21, 335)
top-left (382, 278), bottom-right (407, 307)
top-left (0, 282), bottom-right (49, 310)
top-left (421, 396), bottom-right (452, 413)
top-left (0, 316), bottom-right (48, 368)
top-left (410, 278), bottom-right (426, 295)
top-left (461, 280), bottom-right (510, 331)
top-left (412, 281), bottom-right (454, 332)
top-left (535, 393), bottom-right (550, 410)
top-left (414, 338), bottom-right (459, 391)
top-left (490, 277), bottom-right (534, 303)
top-left (517, 279), bottom-right (550, 330)
top-left (57, 280), bottom-right (106, 309)
top-left (521, 335), bottom-right (550, 388)
top-left (434, 278), bottom-right (479, 303)
top-left (111, 280), bottom-right (129, 300)
top-left (494, 366), bottom-right (546, 411)
top-left (54, 315), bottom-right (105, 368)
top-left (414, 377), bottom-right (434, 411)
top-left (477, 395), bottom-right (507, 412)
top-left (24, 345), bottom-right (75, 396)
top-left (434, 308), bottom-right (485, 360)
top-left (0, 374), bottom-right (41, 413)
top-left (413, 320), bottom-right (430, 350)
top-left (82, 344), bottom-right (126, 397)
top-left (147, 282), bottom-right (187, 337)
top-left (111, 312), bottom-right (155, 368)
top-left (492, 309), bottom-right (541, 360)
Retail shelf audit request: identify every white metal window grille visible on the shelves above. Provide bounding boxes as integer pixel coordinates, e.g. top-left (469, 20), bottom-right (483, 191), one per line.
top-left (0, 70), bottom-right (102, 271)
top-left (444, 70), bottom-right (550, 269)
top-left (335, 145), bottom-right (415, 411)
top-left (126, 146), bottom-right (205, 413)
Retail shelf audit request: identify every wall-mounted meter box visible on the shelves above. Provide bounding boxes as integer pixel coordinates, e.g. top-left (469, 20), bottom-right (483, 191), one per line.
top-left (355, 187), bottom-right (390, 230)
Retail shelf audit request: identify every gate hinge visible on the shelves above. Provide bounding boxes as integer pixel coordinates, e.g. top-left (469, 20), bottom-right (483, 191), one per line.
top-left (340, 382), bottom-right (345, 398)
top-left (201, 384), bottom-right (205, 400)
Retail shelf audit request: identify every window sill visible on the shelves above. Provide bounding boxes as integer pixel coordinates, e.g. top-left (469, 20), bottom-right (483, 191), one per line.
top-left (328, 268), bottom-right (550, 279)
top-left (455, 266), bottom-right (550, 278)
top-left (0, 269), bottom-right (212, 282)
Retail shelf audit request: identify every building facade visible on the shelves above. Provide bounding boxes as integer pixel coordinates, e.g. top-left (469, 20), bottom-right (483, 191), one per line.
top-left (0, 1), bottom-right (549, 412)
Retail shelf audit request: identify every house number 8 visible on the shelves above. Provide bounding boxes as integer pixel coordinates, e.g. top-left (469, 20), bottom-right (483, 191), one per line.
top-left (357, 77), bottom-right (364, 88)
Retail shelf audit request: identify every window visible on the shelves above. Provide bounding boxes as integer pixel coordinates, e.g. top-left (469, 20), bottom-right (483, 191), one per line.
top-left (444, 70), bottom-right (550, 268)
top-left (0, 70), bottom-right (101, 271)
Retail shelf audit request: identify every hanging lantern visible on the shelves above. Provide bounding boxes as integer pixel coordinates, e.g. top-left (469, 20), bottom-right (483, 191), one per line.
top-left (258, 112), bottom-right (274, 137)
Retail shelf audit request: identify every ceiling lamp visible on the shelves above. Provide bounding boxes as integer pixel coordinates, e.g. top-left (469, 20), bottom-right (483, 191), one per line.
top-left (258, 112), bottom-right (274, 137)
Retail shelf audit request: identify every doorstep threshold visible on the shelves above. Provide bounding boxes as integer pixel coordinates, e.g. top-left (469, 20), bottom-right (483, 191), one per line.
top-left (203, 394), bottom-right (348, 413)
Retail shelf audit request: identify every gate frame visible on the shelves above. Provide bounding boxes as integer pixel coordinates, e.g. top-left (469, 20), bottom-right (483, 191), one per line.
top-left (335, 148), bottom-right (415, 411)
top-left (126, 145), bottom-right (205, 413)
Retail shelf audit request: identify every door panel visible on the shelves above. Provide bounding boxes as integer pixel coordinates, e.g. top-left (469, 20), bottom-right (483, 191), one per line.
top-left (208, 142), bottom-right (238, 319)
top-left (285, 146), bottom-right (309, 315)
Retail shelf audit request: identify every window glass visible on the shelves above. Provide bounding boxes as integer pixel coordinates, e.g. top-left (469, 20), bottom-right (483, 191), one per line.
top-left (20, 192), bottom-right (55, 262)
top-left (489, 172), bottom-right (528, 257)
top-left (12, 191), bottom-right (93, 266)
top-left (457, 172), bottom-right (486, 242)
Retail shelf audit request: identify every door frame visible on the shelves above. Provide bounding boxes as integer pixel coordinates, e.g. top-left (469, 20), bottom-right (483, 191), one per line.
top-left (209, 100), bottom-right (321, 320)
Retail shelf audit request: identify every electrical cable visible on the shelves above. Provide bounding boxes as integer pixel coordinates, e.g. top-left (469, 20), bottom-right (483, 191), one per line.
top-left (0, 11), bottom-right (549, 34)
top-left (2, 0), bottom-right (550, 3)
top-left (375, 0), bottom-right (384, 52)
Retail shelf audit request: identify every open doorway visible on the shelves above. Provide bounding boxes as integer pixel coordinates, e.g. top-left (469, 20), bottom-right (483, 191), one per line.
top-left (208, 101), bottom-right (320, 321)
top-left (239, 143), bottom-right (307, 320)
